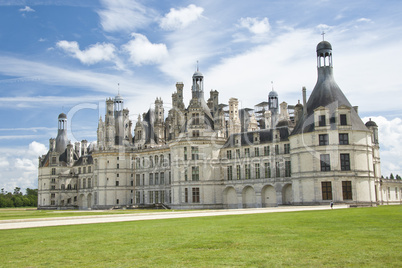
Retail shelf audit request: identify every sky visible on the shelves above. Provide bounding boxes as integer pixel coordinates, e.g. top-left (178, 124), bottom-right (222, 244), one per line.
top-left (0, 0), bottom-right (402, 192)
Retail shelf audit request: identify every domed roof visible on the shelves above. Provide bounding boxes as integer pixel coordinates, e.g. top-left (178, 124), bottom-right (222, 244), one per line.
top-left (268, 90), bottom-right (278, 97)
top-left (58, 113), bottom-right (67, 119)
top-left (316, 41), bottom-right (332, 52)
top-left (365, 120), bottom-right (378, 127)
top-left (115, 93), bottom-right (123, 102)
top-left (193, 71), bottom-right (203, 78)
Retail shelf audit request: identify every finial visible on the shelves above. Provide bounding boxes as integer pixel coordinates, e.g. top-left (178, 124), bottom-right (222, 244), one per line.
top-left (117, 83), bottom-right (120, 95)
top-left (271, 81), bottom-right (274, 91)
top-left (196, 60), bottom-right (199, 71)
top-left (321, 31), bottom-right (325, 41)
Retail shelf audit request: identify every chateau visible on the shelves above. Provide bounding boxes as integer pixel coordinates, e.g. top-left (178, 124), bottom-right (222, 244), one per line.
top-left (38, 40), bottom-right (400, 209)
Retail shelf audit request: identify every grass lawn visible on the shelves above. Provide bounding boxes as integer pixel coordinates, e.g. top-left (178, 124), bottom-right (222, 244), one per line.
top-left (0, 206), bottom-right (401, 267)
top-left (0, 208), bottom-right (166, 220)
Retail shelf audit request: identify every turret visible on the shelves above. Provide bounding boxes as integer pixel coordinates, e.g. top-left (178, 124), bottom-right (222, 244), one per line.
top-left (268, 89), bottom-right (279, 128)
top-left (55, 113), bottom-right (68, 153)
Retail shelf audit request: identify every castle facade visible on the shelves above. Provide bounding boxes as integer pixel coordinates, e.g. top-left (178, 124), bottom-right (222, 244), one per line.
top-left (38, 41), bottom-right (401, 209)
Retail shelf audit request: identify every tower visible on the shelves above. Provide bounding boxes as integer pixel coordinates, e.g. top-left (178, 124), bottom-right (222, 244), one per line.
top-left (114, 93), bottom-right (124, 145)
top-left (192, 69), bottom-right (204, 100)
top-left (55, 113), bottom-right (68, 153)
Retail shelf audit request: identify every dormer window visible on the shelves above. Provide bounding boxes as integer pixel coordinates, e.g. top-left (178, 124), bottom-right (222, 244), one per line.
top-left (340, 114), bottom-right (347, 125)
top-left (319, 115), bottom-right (326, 126)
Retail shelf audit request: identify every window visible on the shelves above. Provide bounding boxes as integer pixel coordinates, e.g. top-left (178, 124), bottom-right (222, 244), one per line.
top-left (192, 113), bottom-right (200, 125)
top-left (83, 179), bottom-right (86, 188)
top-left (136, 191), bottom-right (140, 204)
top-left (339, 133), bottom-right (349, 145)
top-left (51, 200), bottom-right (56, 205)
top-left (255, 163), bottom-right (260, 179)
top-left (340, 114), bottom-right (347, 125)
top-left (88, 166), bottom-right (91, 173)
top-left (321, 182), bottom-right (332, 200)
top-left (160, 172), bottom-right (165, 185)
top-left (284, 144), bottom-right (290, 154)
top-left (192, 166), bottom-right (199, 181)
top-left (51, 193), bottom-right (55, 198)
top-left (319, 134), bottom-right (329, 145)
top-left (275, 162), bottom-right (280, 177)
top-left (342, 181), bottom-right (352, 200)
top-left (275, 145), bottom-right (279, 155)
top-left (116, 199), bottom-right (119, 205)
top-left (116, 181), bottom-right (119, 186)
top-left (149, 191), bottom-right (154, 203)
top-left (395, 187), bottom-right (398, 199)
top-left (149, 173), bottom-right (153, 185)
top-left (184, 169), bottom-right (188, 181)
top-left (51, 178), bottom-right (56, 183)
top-left (227, 150), bottom-right (232, 159)
top-left (192, 188), bottom-right (200, 203)
top-left (116, 164), bottom-right (119, 169)
top-left (192, 130), bottom-right (200, 137)
top-left (87, 179), bottom-right (91, 188)
top-left (236, 149), bottom-right (240, 158)
top-left (155, 155), bottom-right (159, 166)
top-left (78, 167), bottom-right (81, 174)
top-left (320, 154), bottom-right (331, 171)
top-left (184, 147), bottom-right (187, 160)
top-left (155, 173), bottom-right (159, 185)
top-left (136, 174), bottom-right (140, 186)
top-left (52, 156), bottom-right (57, 164)
top-left (264, 163), bottom-right (271, 178)
top-left (185, 188), bottom-right (188, 203)
top-left (319, 115), bottom-right (326, 126)
top-left (340, 153), bottom-right (350, 171)
top-left (227, 166), bottom-right (233, 180)
top-left (236, 165), bottom-right (241, 180)
top-left (149, 156), bottom-right (153, 168)
top-left (254, 147), bottom-right (260, 157)
top-left (264, 146), bottom-right (270, 156)
top-left (285, 161), bottom-right (291, 177)
top-left (245, 164), bottom-right (251, 179)
top-left (244, 148), bottom-right (250, 157)
top-left (51, 168), bottom-right (56, 175)
top-left (155, 191), bottom-right (159, 203)
top-left (191, 146), bottom-right (199, 160)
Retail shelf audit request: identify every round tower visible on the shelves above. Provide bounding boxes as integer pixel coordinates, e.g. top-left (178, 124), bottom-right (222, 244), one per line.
top-left (192, 69), bottom-right (204, 99)
top-left (268, 89), bottom-right (279, 128)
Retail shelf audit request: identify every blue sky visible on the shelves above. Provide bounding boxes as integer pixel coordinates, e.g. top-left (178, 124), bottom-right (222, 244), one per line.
top-left (1, 0), bottom-right (402, 192)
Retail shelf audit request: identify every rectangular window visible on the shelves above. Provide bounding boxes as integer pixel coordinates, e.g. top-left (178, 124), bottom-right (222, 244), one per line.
top-left (136, 191), bottom-right (141, 204)
top-left (191, 146), bottom-right (199, 160)
top-left (160, 172), bottom-right (165, 185)
top-left (342, 181), bottom-right (352, 200)
top-left (155, 191), bottom-right (159, 203)
top-left (116, 199), bottom-right (119, 205)
top-left (149, 173), bottom-right (153, 185)
top-left (116, 164), bottom-right (119, 169)
top-left (88, 166), bottom-right (91, 173)
top-left (115, 181), bottom-right (119, 186)
top-left (264, 146), bottom-right (270, 156)
top-left (227, 166), bottom-right (233, 180)
top-left (51, 168), bottom-right (56, 175)
top-left (319, 134), bottom-right (329, 145)
top-left (236, 165), bottom-right (241, 180)
top-left (285, 161), bottom-right (291, 177)
top-left (275, 145), bottom-right (279, 155)
top-left (155, 173), bottom-right (159, 185)
top-left (192, 188), bottom-right (200, 203)
top-left (184, 169), bottom-right (188, 181)
top-left (284, 144), bottom-right (290, 154)
top-left (244, 148), bottom-right (250, 157)
top-left (192, 166), bottom-right (199, 181)
top-left (340, 153), bottom-right (350, 171)
top-left (245, 164), bottom-right (251, 179)
top-left (321, 181), bottom-right (333, 200)
top-left (184, 147), bottom-right (187, 161)
top-left (236, 149), bottom-right (240, 158)
top-left (136, 174), bottom-right (140, 186)
top-left (340, 114), bottom-right (347, 125)
top-left (184, 188), bottom-right (188, 203)
top-left (320, 154), bottom-right (331, 171)
top-left (52, 156), bottom-right (57, 164)
top-left (192, 113), bottom-right (200, 125)
top-left (339, 133), bottom-right (349, 145)
top-left (275, 162), bottom-right (280, 177)
top-left (319, 115), bottom-right (326, 126)
top-left (254, 147), bottom-right (260, 157)
top-left (255, 163), bottom-right (260, 179)
top-left (264, 163), bottom-right (271, 178)
top-left (78, 167), bottom-right (81, 174)
top-left (149, 191), bottom-right (154, 203)
top-left (227, 150), bottom-right (232, 159)
top-left (88, 179), bottom-right (91, 188)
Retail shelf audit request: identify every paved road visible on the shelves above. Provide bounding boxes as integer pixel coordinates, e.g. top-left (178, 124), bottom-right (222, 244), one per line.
top-left (0, 205), bottom-right (348, 230)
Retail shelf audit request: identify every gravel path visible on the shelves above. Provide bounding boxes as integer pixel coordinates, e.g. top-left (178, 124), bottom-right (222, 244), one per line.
top-left (0, 205), bottom-right (348, 230)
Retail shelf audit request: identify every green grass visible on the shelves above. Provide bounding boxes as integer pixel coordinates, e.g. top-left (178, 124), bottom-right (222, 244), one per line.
top-left (0, 208), bottom-right (166, 220)
top-left (1, 206), bottom-right (401, 267)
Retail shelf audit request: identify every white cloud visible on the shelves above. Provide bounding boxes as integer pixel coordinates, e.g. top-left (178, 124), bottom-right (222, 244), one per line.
top-left (160, 4), bottom-right (204, 31)
top-left (357, 18), bottom-right (372, 23)
top-left (19, 6), bottom-right (35, 12)
top-left (56, 40), bottom-right (116, 65)
top-left (238, 17), bottom-right (270, 35)
top-left (122, 33), bottom-right (168, 66)
top-left (97, 0), bottom-right (156, 32)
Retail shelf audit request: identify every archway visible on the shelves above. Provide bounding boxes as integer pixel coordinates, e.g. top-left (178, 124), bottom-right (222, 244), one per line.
top-left (282, 184), bottom-right (293, 205)
top-left (242, 186), bottom-right (256, 208)
top-left (262, 185), bottom-right (277, 207)
top-left (78, 194), bottom-right (87, 210)
top-left (223, 187), bottom-right (238, 209)
top-left (87, 193), bottom-right (92, 209)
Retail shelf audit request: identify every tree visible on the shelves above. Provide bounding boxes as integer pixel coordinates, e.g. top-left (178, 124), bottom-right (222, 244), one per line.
top-left (390, 173), bottom-right (395, 180)
top-left (396, 174), bottom-right (401, 180)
